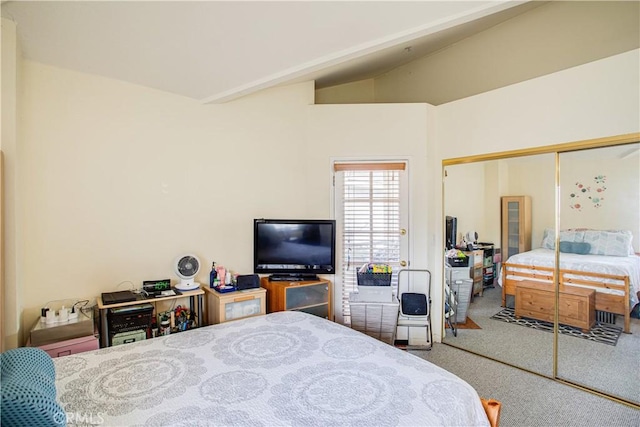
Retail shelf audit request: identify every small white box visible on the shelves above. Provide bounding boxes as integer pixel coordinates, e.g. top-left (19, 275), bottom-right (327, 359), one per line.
top-left (353, 286), bottom-right (394, 303)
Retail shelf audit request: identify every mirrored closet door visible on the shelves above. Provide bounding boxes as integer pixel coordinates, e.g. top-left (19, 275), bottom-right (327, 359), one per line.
top-left (442, 153), bottom-right (556, 377)
top-left (556, 142), bottom-right (640, 404)
top-left (442, 135), bottom-right (639, 406)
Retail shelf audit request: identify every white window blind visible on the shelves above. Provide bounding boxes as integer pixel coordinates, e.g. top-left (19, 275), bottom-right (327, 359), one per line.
top-left (334, 162), bottom-right (406, 325)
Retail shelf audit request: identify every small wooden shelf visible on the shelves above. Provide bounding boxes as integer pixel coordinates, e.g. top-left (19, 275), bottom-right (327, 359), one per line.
top-left (96, 288), bottom-right (204, 348)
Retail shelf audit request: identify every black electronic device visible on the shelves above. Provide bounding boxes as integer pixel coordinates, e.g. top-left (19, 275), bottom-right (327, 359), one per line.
top-left (143, 279), bottom-right (171, 293)
top-left (235, 274), bottom-right (260, 290)
top-left (401, 293), bottom-right (428, 316)
top-left (268, 274), bottom-right (318, 282)
top-left (446, 256), bottom-right (469, 267)
top-left (107, 303), bottom-right (154, 345)
top-left (101, 290), bottom-right (138, 305)
top-left (445, 216), bottom-right (457, 250)
top-left (253, 218), bottom-right (336, 278)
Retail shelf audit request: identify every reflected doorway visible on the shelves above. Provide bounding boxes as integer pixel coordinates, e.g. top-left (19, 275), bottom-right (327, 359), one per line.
top-left (443, 154), bottom-right (555, 377)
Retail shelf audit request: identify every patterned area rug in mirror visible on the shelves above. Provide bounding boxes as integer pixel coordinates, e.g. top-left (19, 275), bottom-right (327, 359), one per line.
top-left (491, 308), bottom-right (622, 346)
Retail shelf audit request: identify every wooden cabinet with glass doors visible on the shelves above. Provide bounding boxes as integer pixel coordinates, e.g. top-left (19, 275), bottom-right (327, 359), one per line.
top-left (260, 277), bottom-right (332, 320)
top-left (500, 196), bottom-right (532, 260)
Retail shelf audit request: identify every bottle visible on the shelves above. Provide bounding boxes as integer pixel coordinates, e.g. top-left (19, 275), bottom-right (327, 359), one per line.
top-left (209, 262), bottom-right (217, 288)
top-left (160, 316), bottom-right (170, 335)
top-left (216, 265), bottom-right (226, 287)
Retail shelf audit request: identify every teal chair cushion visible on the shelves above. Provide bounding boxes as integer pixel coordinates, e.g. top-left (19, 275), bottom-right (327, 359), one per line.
top-left (1, 347), bottom-right (66, 426)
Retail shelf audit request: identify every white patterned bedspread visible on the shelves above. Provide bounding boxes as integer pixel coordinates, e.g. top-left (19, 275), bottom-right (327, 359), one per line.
top-left (499, 248), bottom-right (640, 308)
top-left (54, 311), bottom-right (490, 427)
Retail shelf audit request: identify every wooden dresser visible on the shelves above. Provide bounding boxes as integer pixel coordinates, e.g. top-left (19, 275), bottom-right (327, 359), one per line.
top-left (515, 280), bottom-right (595, 332)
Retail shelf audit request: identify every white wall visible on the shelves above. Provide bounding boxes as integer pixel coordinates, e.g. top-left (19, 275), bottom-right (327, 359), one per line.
top-left (482, 161), bottom-right (503, 247)
top-left (9, 58), bottom-right (437, 346)
top-left (16, 60), bottom-right (324, 341)
top-left (443, 162), bottom-right (486, 245)
top-left (437, 50), bottom-right (640, 158)
top-left (1, 18), bottom-right (21, 350)
top-left (559, 147), bottom-right (640, 252)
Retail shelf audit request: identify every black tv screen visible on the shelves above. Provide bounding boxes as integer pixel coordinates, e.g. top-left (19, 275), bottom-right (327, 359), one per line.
top-left (446, 215), bottom-right (457, 250)
top-left (253, 219), bottom-right (336, 277)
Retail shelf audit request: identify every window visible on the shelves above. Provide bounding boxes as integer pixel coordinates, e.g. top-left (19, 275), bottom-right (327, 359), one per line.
top-left (334, 162), bottom-right (408, 325)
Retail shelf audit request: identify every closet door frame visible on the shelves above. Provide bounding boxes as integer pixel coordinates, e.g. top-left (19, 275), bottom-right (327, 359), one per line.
top-left (441, 132), bottom-right (640, 408)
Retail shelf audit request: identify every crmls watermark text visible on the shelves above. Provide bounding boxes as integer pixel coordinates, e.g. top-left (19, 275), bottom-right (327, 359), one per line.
top-left (54, 411), bottom-right (105, 425)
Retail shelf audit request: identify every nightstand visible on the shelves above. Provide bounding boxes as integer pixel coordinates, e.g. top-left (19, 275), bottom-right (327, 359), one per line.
top-left (203, 287), bottom-right (266, 324)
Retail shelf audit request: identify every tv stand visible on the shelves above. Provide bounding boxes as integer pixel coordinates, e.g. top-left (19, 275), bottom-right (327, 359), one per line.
top-left (260, 277), bottom-right (332, 319)
top-left (268, 274), bottom-right (318, 282)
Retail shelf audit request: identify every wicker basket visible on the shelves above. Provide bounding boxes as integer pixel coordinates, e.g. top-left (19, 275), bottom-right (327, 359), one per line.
top-left (357, 272), bottom-right (392, 287)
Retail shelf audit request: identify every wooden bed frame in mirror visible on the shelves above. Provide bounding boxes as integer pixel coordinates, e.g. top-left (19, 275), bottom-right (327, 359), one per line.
top-left (502, 262), bottom-right (631, 333)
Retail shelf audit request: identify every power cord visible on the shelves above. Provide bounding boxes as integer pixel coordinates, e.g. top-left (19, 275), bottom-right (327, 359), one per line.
top-left (116, 280), bottom-right (137, 291)
top-left (72, 300), bottom-right (95, 319)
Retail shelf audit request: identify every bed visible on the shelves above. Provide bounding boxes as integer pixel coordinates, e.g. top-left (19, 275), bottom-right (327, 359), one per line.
top-left (500, 229), bottom-right (640, 334)
top-left (52, 311), bottom-right (493, 426)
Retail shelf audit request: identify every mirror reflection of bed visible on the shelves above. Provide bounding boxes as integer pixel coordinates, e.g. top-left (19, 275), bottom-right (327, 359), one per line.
top-left (442, 140), bottom-right (640, 406)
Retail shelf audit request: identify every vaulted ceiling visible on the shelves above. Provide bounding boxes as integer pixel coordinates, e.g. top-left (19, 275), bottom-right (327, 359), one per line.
top-left (1, 1), bottom-right (636, 104)
top-left (1, 1), bottom-right (543, 102)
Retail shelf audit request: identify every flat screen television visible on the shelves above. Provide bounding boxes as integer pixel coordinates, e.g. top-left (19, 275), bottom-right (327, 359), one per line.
top-left (445, 215), bottom-right (457, 250)
top-left (253, 218), bottom-right (336, 280)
